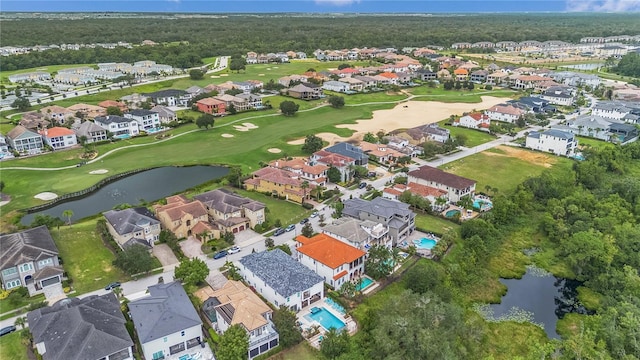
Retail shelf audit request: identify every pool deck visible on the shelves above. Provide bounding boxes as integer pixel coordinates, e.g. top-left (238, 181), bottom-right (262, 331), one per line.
top-left (162, 343), bottom-right (214, 360)
top-left (298, 298), bottom-right (358, 349)
top-left (399, 230), bottom-right (437, 258)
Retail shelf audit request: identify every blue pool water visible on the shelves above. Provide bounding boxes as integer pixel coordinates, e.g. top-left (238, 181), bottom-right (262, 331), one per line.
top-left (115, 134), bottom-right (131, 139)
top-left (414, 237), bottom-right (437, 250)
top-left (473, 198), bottom-right (493, 209)
top-left (325, 297), bottom-right (346, 314)
top-left (308, 307), bottom-right (345, 331)
top-left (355, 277), bottom-right (374, 291)
top-left (146, 127), bottom-right (164, 133)
top-left (445, 209), bottom-right (461, 218)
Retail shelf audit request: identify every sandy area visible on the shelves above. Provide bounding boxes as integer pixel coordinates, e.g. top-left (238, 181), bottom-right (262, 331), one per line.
top-left (484, 145), bottom-right (556, 168)
top-left (221, 133), bottom-right (235, 138)
top-left (288, 132), bottom-right (353, 146)
top-left (210, 75), bottom-right (220, 78)
top-left (34, 192), bottom-right (58, 200)
top-left (287, 138), bottom-right (306, 145)
top-left (89, 169), bottom-right (109, 174)
top-left (258, 73), bottom-right (265, 76)
top-left (220, 74), bottom-right (228, 77)
top-left (336, 96), bottom-right (508, 137)
top-left (233, 126), bottom-right (250, 132)
top-left (267, 148), bottom-right (282, 153)
top-left (242, 122), bottom-right (259, 129)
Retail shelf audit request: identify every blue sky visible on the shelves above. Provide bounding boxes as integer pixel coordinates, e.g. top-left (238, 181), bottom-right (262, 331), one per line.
top-left (2, 0), bottom-right (640, 13)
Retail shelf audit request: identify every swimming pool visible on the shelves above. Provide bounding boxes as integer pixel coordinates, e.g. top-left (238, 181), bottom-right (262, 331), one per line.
top-left (114, 134), bottom-right (131, 139)
top-left (413, 237), bottom-right (437, 250)
top-left (355, 277), bottom-right (374, 291)
top-left (445, 209), bottom-right (461, 218)
top-left (308, 307), bottom-right (345, 331)
top-left (473, 198), bottom-right (493, 210)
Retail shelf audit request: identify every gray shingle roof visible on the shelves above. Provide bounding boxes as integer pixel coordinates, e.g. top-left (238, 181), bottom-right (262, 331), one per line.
top-left (238, 249), bottom-right (323, 298)
top-left (325, 142), bottom-right (368, 163)
top-left (542, 129), bottom-right (574, 140)
top-left (103, 207), bottom-right (160, 236)
top-left (323, 218), bottom-right (379, 244)
top-left (129, 282), bottom-right (202, 343)
top-left (194, 188), bottom-right (265, 214)
top-left (342, 197), bottom-right (413, 220)
top-left (94, 115), bottom-right (132, 125)
top-left (27, 293), bottom-right (133, 360)
top-left (126, 109), bottom-right (157, 117)
top-left (0, 226), bottom-right (58, 270)
top-left (144, 89), bottom-right (187, 99)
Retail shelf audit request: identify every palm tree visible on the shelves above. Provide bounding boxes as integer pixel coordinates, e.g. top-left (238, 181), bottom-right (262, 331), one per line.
top-left (62, 209), bottom-right (74, 226)
top-left (14, 316), bottom-right (26, 330)
top-left (301, 181), bottom-right (310, 204)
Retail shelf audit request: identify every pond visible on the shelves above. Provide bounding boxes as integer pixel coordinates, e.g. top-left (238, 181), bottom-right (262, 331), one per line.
top-left (487, 266), bottom-right (593, 339)
top-left (22, 166), bottom-right (229, 225)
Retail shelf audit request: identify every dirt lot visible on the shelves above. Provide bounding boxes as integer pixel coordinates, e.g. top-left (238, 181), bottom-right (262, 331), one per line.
top-left (484, 145), bottom-right (557, 168)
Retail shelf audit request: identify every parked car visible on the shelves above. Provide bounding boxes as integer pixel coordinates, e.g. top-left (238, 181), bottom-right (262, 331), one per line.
top-left (104, 282), bottom-right (121, 291)
top-left (358, 182), bottom-right (367, 189)
top-left (0, 326), bottom-right (17, 337)
top-left (273, 228), bottom-right (286, 236)
top-left (300, 218), bottom-right (309, 225)
top-left (285, 224), bottom-right (296, 232)
top-left (310, 211), bottom-right (319, 218)
top-left (228, 246), bottom-right (241, 254)
top-left (213, 250), bottom-right (228, 259)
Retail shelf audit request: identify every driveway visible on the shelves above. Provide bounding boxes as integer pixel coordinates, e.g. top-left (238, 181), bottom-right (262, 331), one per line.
top-left (180, 237), bottom-right (204, 259)
top-left (152, 244), bottom-right (180, 267)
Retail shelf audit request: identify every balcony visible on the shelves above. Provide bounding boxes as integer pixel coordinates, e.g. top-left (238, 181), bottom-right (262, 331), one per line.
top-left (248, 322), bottom-right (279, 348)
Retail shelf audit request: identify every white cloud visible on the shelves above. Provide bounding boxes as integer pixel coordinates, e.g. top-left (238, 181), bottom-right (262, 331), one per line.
top-left (566, 0), bottom-right (640, 12)
top-left (314, 0), bottom-right (361, 6)
top-left (167, 0), bottom-right (181, 3)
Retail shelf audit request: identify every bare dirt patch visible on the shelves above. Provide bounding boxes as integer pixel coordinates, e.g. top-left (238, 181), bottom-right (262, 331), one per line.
top-left (484, 145), bottom-right (557, 168)
top-left (34, 192), bottom-right (58, 200)
top-left (267, 148), bottom-right (282, 153)
top-left (221, 133), bottom-right (235, 138)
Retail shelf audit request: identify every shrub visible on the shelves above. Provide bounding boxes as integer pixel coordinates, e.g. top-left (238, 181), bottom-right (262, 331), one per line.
top-left (302, 202), bottom-right (314, 210)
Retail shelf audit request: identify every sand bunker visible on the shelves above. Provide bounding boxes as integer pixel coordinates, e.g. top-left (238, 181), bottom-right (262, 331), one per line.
top-left (258, 73), bottom-right (265, 76)
top-left (336, 96), bottom-right (508, 138)
top-left (210, 75), bottom-right (220, 78)
top-left (220, 74), bottom-right (229, 77)
top-left (267, 148), bottom-right (282, 153)
top-left (35, 192), bottom-right (58, 201)
top-left (221, 133), bottom-right (235, 138)
top-left (288, 132), bottom-right (352, 146)
top-left (89, 169), bottom-right (109, 174)
top-left (242, 122), bottom-right (259, 129)
top-left (233, 125), bottom-right (250, 132)
top-left (287, 138), bottom-right (306, 145)
top-left (484, 145), bottom-right (556, 168)
top-left (266, 68), bottom-right (272, 70)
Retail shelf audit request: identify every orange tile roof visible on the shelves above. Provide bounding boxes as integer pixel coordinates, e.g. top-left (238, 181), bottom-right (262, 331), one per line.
top-left (156, 199), bottom-right (209, 222)
top-left (295, 233), bottom-right (366, 269)
top-left (454, 68), bottom-right (469, 75)
top-left (197, 97), bottom-right (225, 106)
top-left (378, 72), bottom-right (398, 79)
top-left (41, 127), bottom-right (75, 138)
top-left (333, 270), bottom-right (348, 280)
top-left (407, 182), bottom-right (448, 198)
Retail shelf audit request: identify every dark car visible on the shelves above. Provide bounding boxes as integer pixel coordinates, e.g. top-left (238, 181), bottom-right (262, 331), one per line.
top-left (0, 326), bottom-right (16, 337)
top-left (104, 282), bottom-right (121, 291)
top-left (213, 250), bottom-right (228, 259)
top-left (300, 218), bottom-right (309, 225)
top-left (273, 228), bottom-right (286, 236)
top-left (359, 182), bottom-right (367, 189)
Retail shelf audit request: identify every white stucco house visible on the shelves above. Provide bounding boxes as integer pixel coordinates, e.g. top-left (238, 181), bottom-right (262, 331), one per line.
top-left (526, 129), bottom-right (578, 157)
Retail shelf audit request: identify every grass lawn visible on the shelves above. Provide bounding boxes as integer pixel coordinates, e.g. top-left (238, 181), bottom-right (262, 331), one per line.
top-left (408, 86), bottom-right (518, 103)
top-left (0, 331), bottom-right (29, 360)
top-left (232, 188), bottom-right (313, 226)
top-left (439, 146), bottom-right (574, 194)
top-left (0, 293), bottom-right (45, 315)
top-left (439, 120), bottom-right (498, 147)
top-left (414, 213), bottom-right (459, 235)
top-left (576, 136), bottom-right (615, 150)
top-left (51, 218), bottom-right (127, 294)
top-left (268, 343), bottom-right (320, 360)
top-left (483, 320), bottom-right (549, 360)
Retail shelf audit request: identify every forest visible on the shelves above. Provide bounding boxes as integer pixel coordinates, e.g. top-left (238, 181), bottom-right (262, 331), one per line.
top-left (613, 52), bottom-right (640, 79)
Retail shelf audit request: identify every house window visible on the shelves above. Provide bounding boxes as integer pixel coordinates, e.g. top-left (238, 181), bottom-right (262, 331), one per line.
top-left (6, 279), bottom-right (21, 289)
top-left (164, 337), bottom-right (168, 343)
top-left (2, 268), bottom-right (17, 277)
top-left (38, 258), bottom-right (53, 266)
top-left (19, 263), bottom-right (33, 272)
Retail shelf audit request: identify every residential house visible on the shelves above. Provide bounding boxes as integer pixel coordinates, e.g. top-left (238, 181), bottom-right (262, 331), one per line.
top-left (322, 80), bottom-right (351, 93)
top-left (592, 101), bottom-right (640, 122)
top-left (27, 293), bottom-right (134, 360)
top-left (470, 70), bottom-right (489, 83)
top-left (278, 75), bottom-right (308, 87)
top-left (485, 104), bottom-right (526, 123)
top-left (268, 158), bottom-right (328, 186)
top-left (8, 71), bottom-right (51, 83)
top-left (353, 75), bottom-right (379, 88)
top-left (526, 129), bottom-right (578, 157)
top-left (124, 109), bottom-right (161, 132)
top-left (287, 83), bottom-right (322, 100)
top-left (322, 218), bottom-right (392, 251)
top-left (150, 105), bottom-right (177, 123)
top-left (73, 121), bottom-right (108, 143)
top-left (232, 81), bottom-right (256, 94)
top-left (377, 72), bottom-right (399, 85)
top-left (194, 188), bottom-right (266, 235)
top-left (155, 195), bottom-right (211, 239)
top-left (120, 93), bottom-right (150, 109)
top-left (296, 51), bottom-right (307, 59)
top-left (215, 94), bottom-right (251, 112)
top-left (295, 234), bottom-right (366, 289)
top-left (407, 123), bottom-right (451, 143)
top-left (342, 197), bottom-right (416, 245)
top-left (129, 282), bottom-right (203, 360)
top-left (552, 114), bottom-right (639, 143)
top-left (67, 103), bottom-right (107, 119)
top-left (197, 281), bottom-right (279, 359)
top-left (94, 115), bottom-right (139, 138)
top-left (19, 112), bottom-right (50, 131)
top-left (453, 68), bottom-right (469, 81)
top-left (383, 182), bottom-right (448, 210)
top-left (39, 105), bottom-right (74, 125)
top-left (144, 89), bottom-right (189, 107)
top-left (408, 165), bottom-right (476, 203)
top-left (510, 75), bottom-right (549, 90)
top-left (102, 207), bottom-right (161, 250)
top-left (0, 226), bottom-right (63, 296)
top-left (385, 136), bottom-right (423, 157)
top-left (196, 98), bottom-right (227, 115)
top-left (6, 125), bottom-right (44, 154)
top-left (237, 249), bottom-right (324, 311)
top-left (310, 150), bottom-right (356, 182)
top-left (185, 85), bottom-right (206, 97)
top-left (454, 112), bottom-right (491, 131)
top-left (40, 127), bottom-right (77, 150)
top-left (511, 97), bottom-right (555, 113)
top-left (359, 141), bottom-right (403, 163)
top-left (236, 93), bottom-right (264, 110)
top-left (437, 69), bottom-right (453, 80)
top-left (415, 69), bottom-right (437, 81)
top-left (324, 142), bottom-right (368, 165)
top-left (395, 72), bottom-right (412, 84)
top-left (540, 86), bottom-right (575, 106)
top-left (0, 133), bottom-right (10, 158)
top-left (98, 100), bottom-right (128, 113)
top-left (486, 72), bottom-right (510, 86)
top-left (339, 77), bottom-right (365, 92)
top-left (244, 167), bottom-right (313, 204)
top-left (549, 71), bottom-right (601, 88)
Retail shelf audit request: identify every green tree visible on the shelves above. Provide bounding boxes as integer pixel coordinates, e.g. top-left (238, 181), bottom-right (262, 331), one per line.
top-left (327, 166), bottom-right (342, 183)
top-left (273, 306), bottom-right (303, 348)
top-left (301, 134), bottom-right (323, 153)
top-left (561, 230), bottom-right (616, 281)
top-left (320, 328), bottom-right (351, 360)
top-left (265, 237), bottom-right (275, 249)
top-left (11, 97), bottom-right (30, 111)
top-left (328, 95), bottom-right (345, 108)
top-left (363, 132), bottom-right (378, 143)
top-left (223, 231), bottom-right (235, 245)
top-left (365, 245), bottom-right (393, 280)
top-left (216, 324), bottom-right (249, 360)
top-left (337, 63), bottom-right (352, 70)
top-left (279, 100), bottom-right (300, 116)
top-left (113, 244), bottom-right (155, 275)
top-left (106, 106), bottom-right (123, 116)
top-left (422, 141), bottom-right (441, 158)
top-left (340, 281), bottom-right (357, 298)
top-left (189, 68), bottom-right (205, 80)
top-left (31, 214), bottom-right (65, 230)
top-left (301, 222), bottom-right (314, 237)
top-left (14, 316), bottom-right (26, 330)
top-left (196, 113), bottom-right (215, 129)
top-left (454, 134), bottom-right (468, 147)
top-left (174, 258), bottom-right (209, 286)
top-left (0, 180), bottom-right (5, 192)
top-left (229, 58), bottom-right (246, 73)
top-left (62, 209), bottom-right (74, 225)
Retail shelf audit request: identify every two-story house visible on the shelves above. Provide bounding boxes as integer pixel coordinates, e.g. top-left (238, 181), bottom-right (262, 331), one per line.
top-left (406, 123), bottom-right (451, 144)
top-left (287, 83), bottom-right (323, 100)
top-left (295, 233), bottom-right (366, 290)
top-left (244, 167), bottom-right (314, 204)
top-left (155, 195), bottom-right (211, 239)
top-left (268, 158), bottom-right (329, 186)
top-left (40, 127), bottom-right (78, 150)
top-left (144, 89), bottom-right (189, 107)
top-left (194, 189), bottom-right (266, 234)
top-left (454, 112), bottom-right (491, 131)
top-left (359, 141), bottom-right (403, 163)
top-left (484, 104), bottom-right (526, 123)
top-left (342, 197), bottom-right (416, 245)
top-left (526, 129), bottom-right (578, 157)
top-left (197, 281), bottom-right (279, 359)
top-left (383, 182), bottom-right (448, 211)
top-left (94, 115), bottom-right (139, 138)
top-left (324, 142), bottom-right (368, 166)
top-left (74, 121), bottom-right (108, 143)
top-left (0, 226), bottom-right (63, 296)
top-left (407, 165), bottom-right (476, 203)
top-left (6, 125), bottom-right (44, 154)
top-left (236, 94), bottom-right (264, 110)
top-left (322, 218), bottom-right (392, 251)
top-left (67, 103), bottom-right (107, 120)
top-left (103, 207), bottom-right (161, 250)
top-left (196, 98), bottom-right (227, 115)
top-left (27, 293), bottom-right (134, 360)
top-left (39, 105), bottom-right (74, 125)
top-left (150, 105), bottom-right (177, 124)
top-left (124, 109), bottom-right (161, 132)
top-left (129, 282), bottom-right (203, 360)
top-left (237, 249), bottom-right (324, 311)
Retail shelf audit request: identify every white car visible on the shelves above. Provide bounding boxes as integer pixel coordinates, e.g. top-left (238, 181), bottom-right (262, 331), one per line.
top-left (228, 246), bottom-right (241, 254)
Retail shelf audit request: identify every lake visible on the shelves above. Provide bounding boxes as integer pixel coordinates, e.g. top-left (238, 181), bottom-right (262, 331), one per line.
top-left (489, 266), bottom-right (592, 339)
top-left (22, 166), bottom-right (228, 225)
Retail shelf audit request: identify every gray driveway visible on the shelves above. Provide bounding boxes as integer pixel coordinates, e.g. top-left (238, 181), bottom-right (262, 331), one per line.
top-left (152, 244), bottom-right (179, 267)
top-left (180, 237), bottom-right (204, 259)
